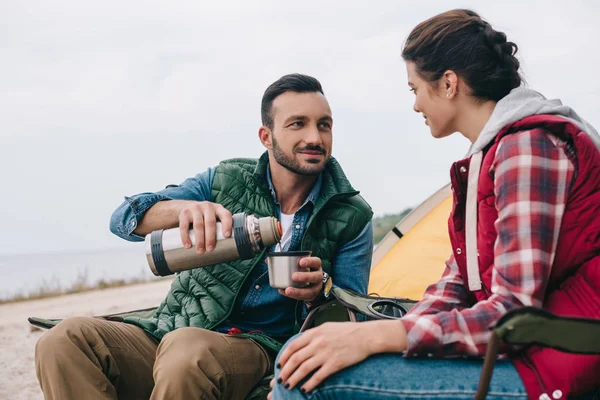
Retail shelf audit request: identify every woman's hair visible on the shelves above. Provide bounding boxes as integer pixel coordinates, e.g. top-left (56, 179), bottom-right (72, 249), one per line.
top-left (402, 9), bottom-right (521, 102)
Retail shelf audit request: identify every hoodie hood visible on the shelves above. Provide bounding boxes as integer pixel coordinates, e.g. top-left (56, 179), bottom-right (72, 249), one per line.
top-left (466, 87), bottom-right (600, 157)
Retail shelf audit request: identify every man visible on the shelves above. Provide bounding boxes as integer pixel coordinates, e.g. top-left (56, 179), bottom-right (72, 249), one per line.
top-left (35, 73), bottom-right (373, 400)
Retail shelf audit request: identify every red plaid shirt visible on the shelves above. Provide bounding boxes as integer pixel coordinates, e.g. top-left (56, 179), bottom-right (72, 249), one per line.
top-left (402, 128), bottom-right (575, 356)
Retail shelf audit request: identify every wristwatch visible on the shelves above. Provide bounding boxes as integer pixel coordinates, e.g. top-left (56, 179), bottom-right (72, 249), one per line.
top-left (321, 271), bottom-right (333, 300)
top-left (306, 272), bottom-right (333, 308)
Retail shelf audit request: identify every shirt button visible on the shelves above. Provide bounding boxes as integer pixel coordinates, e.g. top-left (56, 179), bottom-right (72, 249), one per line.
top-left (539, 394), bottom-right (551, 400)
top-left (130, 221), bottom-right (135, 227)
top-left (295, 224), bottom-right (301, 230)
top-left (456, 248), bottom-right (462, 254)
top-left (552, 390), bottom-right (563, 399)
top-left (460, 166), bottom-right (467, 173)
top-left (255, 284), bottom-right (260, 290)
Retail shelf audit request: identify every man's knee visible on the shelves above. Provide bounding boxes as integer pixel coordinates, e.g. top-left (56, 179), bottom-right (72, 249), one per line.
top-left (35, 316), bottom-right (95, 363)
top-left (157, 327), bottom-right (221, 355)
top-left (155, 328), bottom-right (226, 380)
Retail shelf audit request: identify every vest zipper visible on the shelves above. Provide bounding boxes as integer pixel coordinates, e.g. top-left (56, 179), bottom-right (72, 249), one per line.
top-left (482, 283), bottom-right (491, 297)
top-left (206, 248), bottom-right (268, 331)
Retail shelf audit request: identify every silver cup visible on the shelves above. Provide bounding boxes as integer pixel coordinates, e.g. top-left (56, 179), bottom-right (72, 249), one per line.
top-left (267, 251), bottom-right (312, 289)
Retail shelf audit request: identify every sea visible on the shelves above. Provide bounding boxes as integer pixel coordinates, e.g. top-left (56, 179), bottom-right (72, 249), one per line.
top-left (0, 244), bottom-right (156, 301)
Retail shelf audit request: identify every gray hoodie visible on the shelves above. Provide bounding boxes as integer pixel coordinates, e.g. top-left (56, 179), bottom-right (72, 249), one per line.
top-left (466, 87), bottom-right (600, 158)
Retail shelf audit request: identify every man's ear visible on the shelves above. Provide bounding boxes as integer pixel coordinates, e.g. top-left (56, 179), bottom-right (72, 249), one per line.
top-left (258, 126), bottom-right (273, 149)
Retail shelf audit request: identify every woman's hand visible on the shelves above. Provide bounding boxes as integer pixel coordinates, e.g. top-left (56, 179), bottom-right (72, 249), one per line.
top-left (267, 377), bottom-right (275, 400)
top-left (276, 319), bottom-right (407, 393)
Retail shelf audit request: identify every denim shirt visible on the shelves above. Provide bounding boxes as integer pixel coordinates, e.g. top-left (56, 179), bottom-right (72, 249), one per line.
top-left (110, 165), bottom-right (373, 337)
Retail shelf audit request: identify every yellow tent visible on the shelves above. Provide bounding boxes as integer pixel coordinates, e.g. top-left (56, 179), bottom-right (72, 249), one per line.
top-left (368, 184), bottom-right (453, 300)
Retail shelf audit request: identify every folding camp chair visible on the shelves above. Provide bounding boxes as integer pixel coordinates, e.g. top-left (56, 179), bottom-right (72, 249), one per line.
top-left (475, 307), bottom-right (600, 400)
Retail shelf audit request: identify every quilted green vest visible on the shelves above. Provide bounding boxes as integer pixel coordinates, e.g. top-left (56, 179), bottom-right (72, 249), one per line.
top-left (123, 152), bottom-right (372, 346)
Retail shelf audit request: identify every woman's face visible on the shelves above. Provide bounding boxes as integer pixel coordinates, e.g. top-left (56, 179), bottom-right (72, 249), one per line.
top-left (406, 61), bottom-right (457, 139)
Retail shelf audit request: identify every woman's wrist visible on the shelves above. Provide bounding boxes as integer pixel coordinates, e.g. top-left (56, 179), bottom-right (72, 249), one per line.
top-left (362, 319), bottom-right (408, 354)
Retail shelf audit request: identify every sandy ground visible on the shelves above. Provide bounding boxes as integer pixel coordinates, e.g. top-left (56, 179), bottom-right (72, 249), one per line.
top-left (0, 279), bottom-right (173, 400)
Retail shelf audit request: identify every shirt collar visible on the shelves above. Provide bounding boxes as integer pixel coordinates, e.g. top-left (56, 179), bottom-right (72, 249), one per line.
top-left (266, 163), bottom-right (322, 208)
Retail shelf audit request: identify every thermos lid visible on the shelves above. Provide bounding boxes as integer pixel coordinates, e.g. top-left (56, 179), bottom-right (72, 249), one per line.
top-left (258, 216), bottom-right (282, 246)
top-left (266, 250), bottom-right (312, 257)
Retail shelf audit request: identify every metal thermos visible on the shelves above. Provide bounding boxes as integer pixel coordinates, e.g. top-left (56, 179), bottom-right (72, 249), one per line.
top-left (145, 213), bottom-right (282, 276)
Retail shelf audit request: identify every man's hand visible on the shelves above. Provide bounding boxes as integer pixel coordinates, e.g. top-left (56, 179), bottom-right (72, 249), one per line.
top-left (278, 256), bottom-right (323, 301)
top-left (178, 201), bottom-right (233, 254)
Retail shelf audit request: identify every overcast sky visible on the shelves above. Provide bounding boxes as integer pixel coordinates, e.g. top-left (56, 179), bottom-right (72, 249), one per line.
top-left (1, 0), bottom-right (599, 255)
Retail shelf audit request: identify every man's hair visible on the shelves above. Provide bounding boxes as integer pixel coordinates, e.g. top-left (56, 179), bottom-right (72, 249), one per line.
top-left (261, 73), bottom-right (324, 130)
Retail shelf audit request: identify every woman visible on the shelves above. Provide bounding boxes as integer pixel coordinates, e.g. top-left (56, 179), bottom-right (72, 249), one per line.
top-left (270, 9), bottom-right (600, 400)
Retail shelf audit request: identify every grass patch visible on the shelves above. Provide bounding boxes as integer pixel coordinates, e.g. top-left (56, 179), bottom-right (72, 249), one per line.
top-left (0, 268), bottom-right (172, 305)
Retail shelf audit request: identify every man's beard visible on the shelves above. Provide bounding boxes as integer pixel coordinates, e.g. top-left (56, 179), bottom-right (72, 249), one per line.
top-left (272, 136), bottom-right (328, 176)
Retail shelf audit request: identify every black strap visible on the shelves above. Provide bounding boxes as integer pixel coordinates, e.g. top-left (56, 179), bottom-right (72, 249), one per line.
top-left (150, 230), bottom-right (173, 276)
top-left (233, 213), bottom-right (253, 259)
top-left (392, 227), bottom-right (403, 238)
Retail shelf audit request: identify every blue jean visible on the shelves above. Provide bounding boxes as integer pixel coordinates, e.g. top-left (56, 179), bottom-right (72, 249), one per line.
top-left (273, 346), bottom-right (527, 399)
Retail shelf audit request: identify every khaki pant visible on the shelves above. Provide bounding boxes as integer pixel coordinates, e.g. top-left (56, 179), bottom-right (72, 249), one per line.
top-left (35, 317), bottom-right (273, 400)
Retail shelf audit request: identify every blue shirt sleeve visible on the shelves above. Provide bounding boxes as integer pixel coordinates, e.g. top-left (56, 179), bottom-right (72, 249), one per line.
top-left (330, 220), bottom-right (373, 295)
top-left (109, 167), bottom-right (216, 242)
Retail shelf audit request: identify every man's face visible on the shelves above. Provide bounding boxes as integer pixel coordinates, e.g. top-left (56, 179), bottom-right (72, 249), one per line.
top-left (268, 91), bottom-right (333, 176)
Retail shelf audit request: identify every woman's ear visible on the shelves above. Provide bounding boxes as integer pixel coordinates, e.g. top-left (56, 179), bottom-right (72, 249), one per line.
top-left (443, 70), bottom-right (459, 99)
